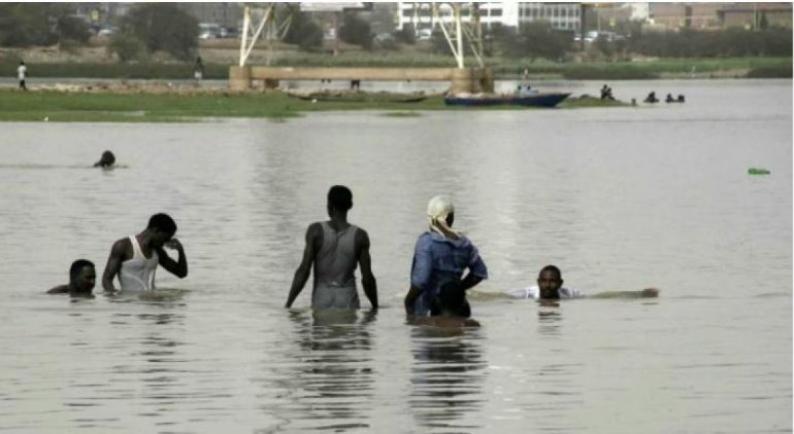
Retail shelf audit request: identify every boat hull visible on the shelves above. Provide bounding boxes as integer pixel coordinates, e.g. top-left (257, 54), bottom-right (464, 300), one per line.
top-left (444, 92), bottom-right (570, 108)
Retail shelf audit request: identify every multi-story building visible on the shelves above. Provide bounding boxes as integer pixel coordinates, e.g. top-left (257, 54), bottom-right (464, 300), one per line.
top-left (648, 3), bottom-right (723, 30)
top-left (518, 3), bottom-right (582, 32)
top-left (397, 2), bottom-right (519, 33)
top-left (718, 3), bottom-right (792, 29)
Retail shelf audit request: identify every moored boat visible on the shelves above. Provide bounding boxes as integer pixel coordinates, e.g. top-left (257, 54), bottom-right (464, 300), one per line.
top-left (287, 90), bottom-right (427, 103)
top-left (444, 92), bottom-right (570, 108)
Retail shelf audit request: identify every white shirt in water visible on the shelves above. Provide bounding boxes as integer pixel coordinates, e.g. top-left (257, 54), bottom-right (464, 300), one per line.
top-left (17, 65), bottom-right (26, 80)
top-left (119, 235), bottom-right (159, 292)
top-left (505, 285), bottom-right (583, 300)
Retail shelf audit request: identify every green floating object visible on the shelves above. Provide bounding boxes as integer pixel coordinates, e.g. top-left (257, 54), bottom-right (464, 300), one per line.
top-left (748, 167), bottom-right (771, 175)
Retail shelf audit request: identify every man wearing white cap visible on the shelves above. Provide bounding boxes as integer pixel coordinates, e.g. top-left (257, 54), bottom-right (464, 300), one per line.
top-left (404, 195), bottom-right (488, 317)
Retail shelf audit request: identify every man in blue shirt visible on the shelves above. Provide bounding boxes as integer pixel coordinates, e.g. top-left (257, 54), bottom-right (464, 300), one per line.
top-left (404, 195), bottom-right (488, 317)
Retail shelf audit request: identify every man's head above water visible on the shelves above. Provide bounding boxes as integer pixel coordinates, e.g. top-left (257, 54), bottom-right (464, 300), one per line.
top-left (69, 259), bottom-right (96, 293)
top-left (145, 213), bottom-right (177, 248)
top-left (537, 265), bottom-right (564, 299)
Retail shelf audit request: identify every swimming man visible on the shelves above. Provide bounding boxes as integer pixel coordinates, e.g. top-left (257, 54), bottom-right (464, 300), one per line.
top-left (47, 259), bottom-right (96, 296)
top-left (506, 265), bottom-right (659, 300)
top-left (285, 185), bottom-right (377, 310)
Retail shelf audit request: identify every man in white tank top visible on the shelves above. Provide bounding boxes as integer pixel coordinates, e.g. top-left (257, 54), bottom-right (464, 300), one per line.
top-left (101, 213), bottom-right (188, 293)
top-left (285, 185), bottom-right (378, 310)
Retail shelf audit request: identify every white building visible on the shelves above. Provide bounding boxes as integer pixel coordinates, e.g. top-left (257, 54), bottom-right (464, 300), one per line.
top-left (518, 3), bottom-right (582, 31)
top-left (397, 2), bottom-right (519, 33)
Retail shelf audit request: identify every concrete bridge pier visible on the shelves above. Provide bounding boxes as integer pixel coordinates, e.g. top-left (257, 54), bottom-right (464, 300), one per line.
top-left (229, 66), bottom-right (252, 91)
top-left (228, 66), bottom-right (494, 94)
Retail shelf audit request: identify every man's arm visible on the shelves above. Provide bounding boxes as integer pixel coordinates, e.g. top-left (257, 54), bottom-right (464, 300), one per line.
top-left (458, 273), bottom-right (483, 292)
top-left (588, 288), bottom-right (660, 299)
top-left (102, 239), bottom-right (128, 292)
top-left (404, 286), bottom-right (422, 316)
top-left (356, 229), bottom-right (377, 309)
top-left (156, 239), bottom-right (188, 278)
top-left (285, 223), bottom-right (321, 308)
top-left (47, 284), bottom-right (68, 294)
top-left (404, 236), bottom-right (432, 316)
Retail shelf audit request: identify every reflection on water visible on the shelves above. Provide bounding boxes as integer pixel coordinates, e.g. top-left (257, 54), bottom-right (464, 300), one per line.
top-left (266, 309), bottom-right (377, 431)
top-left (409, 326), bottom-right (486, 432)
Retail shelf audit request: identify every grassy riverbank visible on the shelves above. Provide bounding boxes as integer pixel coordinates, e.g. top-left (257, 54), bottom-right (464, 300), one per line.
top-left (0, 89), bottom-right (629, 122)
top-left (0, 56), bottom-right (789, 80)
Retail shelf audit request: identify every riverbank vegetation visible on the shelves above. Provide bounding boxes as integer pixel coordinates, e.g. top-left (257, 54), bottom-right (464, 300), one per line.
top-left (0, 88), bottom-right (634, 123)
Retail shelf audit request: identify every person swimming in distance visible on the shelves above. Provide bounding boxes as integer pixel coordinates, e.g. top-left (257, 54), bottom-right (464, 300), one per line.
top-left (47, 259), bottom-right (96, 296)
top-left (505, 265), bottom-right (659, 300)
top-left (94, 150), bottom-right (116, 168)
top-left (101, 213), bottom-right (188, 294)
top-left (413, 281), bottom-right (480, 328)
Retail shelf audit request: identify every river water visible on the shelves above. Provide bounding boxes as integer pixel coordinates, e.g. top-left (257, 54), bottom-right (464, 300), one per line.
top-left (0, 79), bottom-right (790, 433)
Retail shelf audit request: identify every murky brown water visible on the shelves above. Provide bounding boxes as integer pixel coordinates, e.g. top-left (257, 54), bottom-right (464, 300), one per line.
top-left (0, 79), bottom-right (790, 433)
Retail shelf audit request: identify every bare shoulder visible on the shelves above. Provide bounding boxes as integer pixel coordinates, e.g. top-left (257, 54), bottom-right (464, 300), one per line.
top-left (110, 237), bottom-right (132, 258)
top-left (47, 285), bottom-right (68, 294)
top-left (354, 226), bottom-right (370, 246)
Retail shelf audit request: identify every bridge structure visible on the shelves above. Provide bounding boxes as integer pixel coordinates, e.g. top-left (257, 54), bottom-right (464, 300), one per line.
top-left (229, 3), bottom-right (494, 94)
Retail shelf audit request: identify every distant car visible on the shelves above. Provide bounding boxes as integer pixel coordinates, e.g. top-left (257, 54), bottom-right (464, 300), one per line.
top-left (97, 27), bottom-right (115, 37)
top-left (416, 28), bottom-right (432, 41)
top-left (199, 22), bottom-right (222, 39)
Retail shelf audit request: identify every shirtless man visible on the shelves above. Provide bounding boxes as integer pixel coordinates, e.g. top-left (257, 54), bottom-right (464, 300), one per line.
top-left (285, 185), bottom-right (377, 310)
top-left (101, 213), bottom-right (188, 293)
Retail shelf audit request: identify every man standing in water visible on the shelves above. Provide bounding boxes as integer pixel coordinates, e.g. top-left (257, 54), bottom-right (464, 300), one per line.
top-left (102, 213), bottom-right (188, 293)
top-left (404, 195), bottom-right (488, 317)
top-left (285, 185), bottom-right (378, 310)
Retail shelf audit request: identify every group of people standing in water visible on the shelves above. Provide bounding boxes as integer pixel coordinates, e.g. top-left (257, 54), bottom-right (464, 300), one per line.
top-left (49, 183), bottom-right (658, 324)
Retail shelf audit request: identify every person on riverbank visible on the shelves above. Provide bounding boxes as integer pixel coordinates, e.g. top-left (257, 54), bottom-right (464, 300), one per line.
top-left (285, 185), bottom-right (378, 310)
top-left (17, 61), bottom-right (27, 91)
top-left (101, 213), bottom-right (188, 293)
top-left (193, 56), bottom-right (204, 84)
top-left (93, 150), bottom-right (116, 168)
top-left (505, 265), bottom-right (659, 300)
top-left (404, 195), bottom-right (488, 317)
top-left (644, 91), bottom-right (659, 103)
top-left (47, 259), bottom-right (96, 296)
top-left (600, 84), bottom-right (615, 101)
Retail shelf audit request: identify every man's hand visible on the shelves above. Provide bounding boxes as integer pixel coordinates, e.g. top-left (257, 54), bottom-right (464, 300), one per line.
top-left (165, 239), bottom-right (183, 251)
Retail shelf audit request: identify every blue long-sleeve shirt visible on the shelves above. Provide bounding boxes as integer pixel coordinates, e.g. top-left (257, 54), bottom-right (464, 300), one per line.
top-left (410, 231), bottom-right (488, 316)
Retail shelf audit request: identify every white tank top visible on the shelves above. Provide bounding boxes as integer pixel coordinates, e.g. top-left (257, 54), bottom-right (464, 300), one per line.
top-left (119, 235), bottom-right (158, 292)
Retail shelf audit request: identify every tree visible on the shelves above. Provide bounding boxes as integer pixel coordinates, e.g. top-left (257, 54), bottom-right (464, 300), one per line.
top-left (393, 23), bottom-right (416, 45)
top-left (283, 6), bottom-right (323, 51)
top-left (339, 12), bottom-right (372, 50)
top-left (501, 22), bottom-right (572, 62)
top-left (116, 4), bottom-right (198, 61)
top-left (0, 3), bottom-right (90, 47)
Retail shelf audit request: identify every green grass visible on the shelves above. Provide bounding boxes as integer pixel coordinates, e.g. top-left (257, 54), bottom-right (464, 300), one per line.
top-left (0, 89), bottom-right (633, 122)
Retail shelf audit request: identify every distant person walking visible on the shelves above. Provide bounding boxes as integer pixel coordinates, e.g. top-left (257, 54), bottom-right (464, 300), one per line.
top-left (285, 185), bottom-right (378, 310)
top-left (193, 56), bottom-right (204, 84)
top-left (17, 61), bottom-right (27, 91)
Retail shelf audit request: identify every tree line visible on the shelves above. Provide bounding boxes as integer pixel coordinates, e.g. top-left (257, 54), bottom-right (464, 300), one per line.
top-left (1, 4), bottom-right (790, 63)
